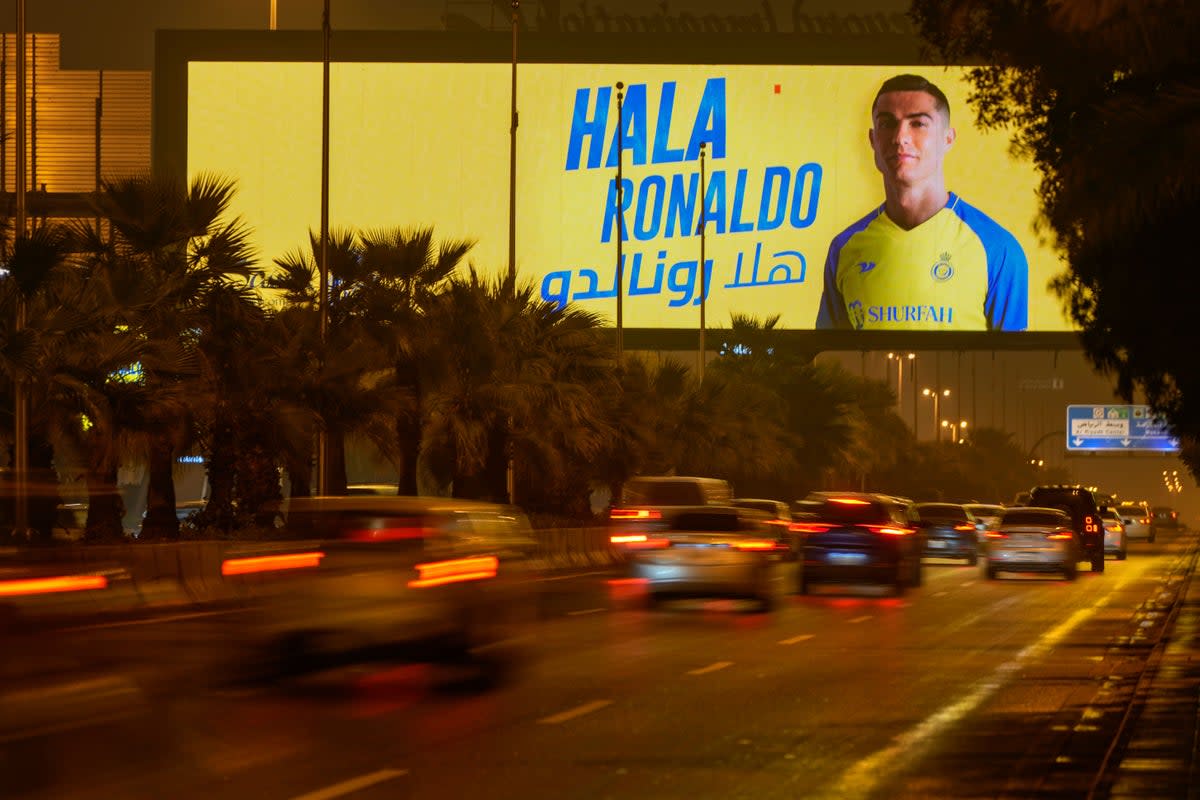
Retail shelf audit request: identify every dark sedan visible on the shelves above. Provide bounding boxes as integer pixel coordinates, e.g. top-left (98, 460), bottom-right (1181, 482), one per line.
top-left (793, 493), bottom-right (922, 595)
top-left (915, 502), bottom-right (980, 565)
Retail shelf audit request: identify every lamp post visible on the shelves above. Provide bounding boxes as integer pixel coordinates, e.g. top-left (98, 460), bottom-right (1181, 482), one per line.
top-left (887, 352), bottom-right (914, 416)
top-left (941, 419), bottom-right (968, 444)
top-left (923, 387), bottom-right (950, 442)
top-left (317, 0), bottom-right (331, 495)
top-left (614, 81), bottom-right (624, 360)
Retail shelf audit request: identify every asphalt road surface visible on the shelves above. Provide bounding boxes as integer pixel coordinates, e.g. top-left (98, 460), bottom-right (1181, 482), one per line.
top-left (5, 529), bottom-right (1195, 800)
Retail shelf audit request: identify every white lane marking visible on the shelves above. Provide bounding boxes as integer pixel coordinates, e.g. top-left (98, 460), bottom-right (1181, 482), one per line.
top-left (538, 700), bottom-right (613, 724)
top-left (932, 591), bottom-right (948, 598)
top-left (960, 580), bottom-right (977, 588)
top-left (290, 768), bottom-right (408, 800)
top-left (828, 589), bottom-right (1118, 800)
top-left (567, 607), bottom-right (605, 616)
top-left (779, 634), bottom-right (815, 645)
top-left (688, 660), bottom-right (734, 675)
top-left (61, 609), bottom-right (238, 632)
top-left (848, 616), bottom-right (872, 624)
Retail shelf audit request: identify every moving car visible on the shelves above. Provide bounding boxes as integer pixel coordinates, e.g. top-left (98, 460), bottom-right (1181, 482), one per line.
top-left (731, 498), bottom-right (795, 560)
top-left (792, 493), bottom-right (922, 595)
top-left (984, 506), bottom-right (1080, 580)
top-left (964, 503), bottom-right (1005, 532)
top-left (1115, 501), bottom-right (1154, 542)
top-left (915, 502), bottom-right (980, 564)
top-left (1151, 506), bottom-right (1181, 532)
top-left (1101, 508), bottom-right (1128, 560)
top-left (609, 476), bottom-right (734, 538)
top-left (223, 496), bottom-right (536, 687)
top-left (626, 507), bottom-right (784, 612)
top-left (1028, 485), bottom-right (1107, 572)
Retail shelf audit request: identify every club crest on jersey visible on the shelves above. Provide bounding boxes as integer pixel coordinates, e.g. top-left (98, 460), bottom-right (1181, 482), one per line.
top-left (930, 252), bottom-right (954, 282)
top-left (849, 300), bottom-right (866, 330)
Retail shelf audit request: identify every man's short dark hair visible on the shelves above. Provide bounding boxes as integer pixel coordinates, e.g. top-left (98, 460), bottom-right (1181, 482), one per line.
top-left (873, 74), bottom-right (950, 122)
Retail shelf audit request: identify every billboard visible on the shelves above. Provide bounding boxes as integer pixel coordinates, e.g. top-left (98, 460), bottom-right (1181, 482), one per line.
top-left (187, 62), bottom-right (1071, 333)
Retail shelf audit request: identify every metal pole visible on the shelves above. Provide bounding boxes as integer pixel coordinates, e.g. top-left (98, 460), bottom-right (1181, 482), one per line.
top-left (14, 0), bottom-right (28, 535)
top-left (615, 81), bottom-right (624, 360)
top-left (911, 358), bottom-right (918, 437)
top-left (270, 0), bottom-right (277, 30)
top-left (698, 142), bottom-right (706, 379)
top-left (507, 0), bottom-right (519, 283)
top-left (317, 0), bottom-right (330, 495)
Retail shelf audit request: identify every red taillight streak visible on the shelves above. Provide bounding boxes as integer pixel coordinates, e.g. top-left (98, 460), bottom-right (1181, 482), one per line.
top-left (865, 525), bottom-right (911, 536)
top-left (734, 540), bottom-right (778, 551)
top-left (953, 524), bottom-right (975, 532)
top-left (623, 538), bottom-right (671, 550)
top-left (347, 527), bottom-right (429, 541)
top-left (408, 555), bottom-right (498, 588)
top-left (790, 522), bottom-right (832, 534)
top-left (985, 531), bottom-right (1008, 539)
top-left (609, 509), bottom-right (662, 520)
top-left (0, 575), bottom-right (108, 596)
top-left (1047, 533), bottom-right (1073, 540)
top-left (829, 498), bottom-right (869, 505)
top-left (222, 551), bottom-right (325, 576)
top-left (610, 534), bottom-right (647, 544)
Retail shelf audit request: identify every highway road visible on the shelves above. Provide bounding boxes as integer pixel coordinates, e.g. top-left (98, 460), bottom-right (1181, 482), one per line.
top-left (5, 529), bottom-right (1196, 800)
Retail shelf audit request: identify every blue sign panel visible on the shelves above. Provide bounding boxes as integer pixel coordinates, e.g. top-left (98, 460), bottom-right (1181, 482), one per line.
top-left (1066, 405), bottom-right (1180, 452)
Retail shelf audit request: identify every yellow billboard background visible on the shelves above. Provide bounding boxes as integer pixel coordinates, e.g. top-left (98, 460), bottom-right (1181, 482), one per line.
top-left (188, 62), bottom-right (1069, 331)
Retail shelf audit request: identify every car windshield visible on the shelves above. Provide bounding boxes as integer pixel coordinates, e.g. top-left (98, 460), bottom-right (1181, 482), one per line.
top-left (733, 500), bottom-right (782, 515)
top-left (1116, 504), bottom-right (1145, 516)
top-left (966, 505), bottom-right (1003, 517)
top-left (916, 503), bottom-right (969, 521)
top-left (621, 480), bottom-right (706, 506)
top-left (1001, 509), bottom-right (1068, 527)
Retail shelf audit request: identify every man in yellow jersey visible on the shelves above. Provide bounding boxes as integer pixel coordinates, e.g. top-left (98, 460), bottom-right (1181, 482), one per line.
top-left (816, 74), bottom-right (1029, 331)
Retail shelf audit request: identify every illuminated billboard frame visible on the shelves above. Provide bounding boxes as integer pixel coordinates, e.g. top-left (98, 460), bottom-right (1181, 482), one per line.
top-left (156, 30), bottom-right (1080, 352)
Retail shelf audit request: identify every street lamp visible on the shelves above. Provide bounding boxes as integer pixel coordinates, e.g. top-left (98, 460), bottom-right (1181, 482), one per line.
top-left (887, 352), bottom-right (914, 415)
top-left (614, 81), bottom-right (625, 360)
top-left (941, 419), bottom-right (968, 444)
top-left (923, 387), bottom-right (950, 442)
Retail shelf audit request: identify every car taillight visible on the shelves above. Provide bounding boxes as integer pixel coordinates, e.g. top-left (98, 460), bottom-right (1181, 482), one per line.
top-left (609, 508), bottom-right (662, 521)
top-left (346, 527), bottom-right (430, 541)
top-left (408, 555), bottom-right (498, 588)
top-left (1140, 517), bottom-right (1150, 525)
top-left (611, 534), bottom-right (670, 549)
top-left (953, 524), bottom-right (975, 532)
top-left (0, 574), bottom-right (109, 596)
top-left (985, 531), bottom-right (1008, 539)
top-left (1047, 532), bottom-right (1073, 540)
top-left (790, 522), bottom-right (832, 534)
top-left (734, 540), bottom-right (779, 551)
top-left (865, 524), bottom-right (911, 536)
top-left (829, 497), bottom-right (870, 505)
top-left (222, 551), bottom-right (325, 576)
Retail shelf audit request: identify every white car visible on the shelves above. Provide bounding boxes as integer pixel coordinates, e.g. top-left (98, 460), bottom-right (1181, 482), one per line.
top-left (985, 507), bottom-right (1079, 581)
top-left (1101, 509), bottom-right (1128, 560)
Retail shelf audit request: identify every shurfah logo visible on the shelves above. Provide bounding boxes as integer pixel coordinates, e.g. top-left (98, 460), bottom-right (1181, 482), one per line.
top-left (849, 300), bottom-right (866, 330)
top-left (930, 252), bottom-right (954, 281)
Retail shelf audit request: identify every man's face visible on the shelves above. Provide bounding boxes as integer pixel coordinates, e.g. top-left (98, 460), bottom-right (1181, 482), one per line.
top-left (869, 90), bottom-right (955, 188)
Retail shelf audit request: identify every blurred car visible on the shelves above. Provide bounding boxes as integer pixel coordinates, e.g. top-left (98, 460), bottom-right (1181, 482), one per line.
top-left (792, 492), bottom-right (922, 595)
top-left (1101, 508), bottom-right (1128, 560)
top-left (731, 498), bottom-right (795, 560)
top-left (626, 507), bottom-right (784, 612)
top-left (223, 496), bottom-right (537, 687)
top-left (914, 502), bottom-right (979, 564)
top-left (609, 476), bottom-right (734, 540)
top-left (1151, 506), bottom-right (1181, 532)
top-left (1115, 501), bottom-right (1154, 542)
top-left (1028, 485), bottom-right (1107, 572)
top-left (984, 506), bottom-right (1080, 580)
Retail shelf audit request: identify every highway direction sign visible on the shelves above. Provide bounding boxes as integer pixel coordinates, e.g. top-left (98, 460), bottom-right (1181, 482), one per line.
top-left (1066, 405), bottom-right (1180, 453)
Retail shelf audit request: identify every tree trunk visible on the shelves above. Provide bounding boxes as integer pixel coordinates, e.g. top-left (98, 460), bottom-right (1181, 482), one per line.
top-left (327, 426), bottom-right (348, 495)
top-left (84, 466), bottom-right (126, 542)
top-left (141, 434), bottom-right (179, 540)
top-left (204, 403), bottom-right (238, 533)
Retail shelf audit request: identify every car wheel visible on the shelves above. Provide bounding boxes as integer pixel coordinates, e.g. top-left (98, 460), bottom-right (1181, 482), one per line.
top-left (910, 558), bottom-right (924, 587)
top-left (986, 565), bottom-right (999, 580)
top-left (1116, 549), bottom-right (1127, 561)
top-left (1091, 552), bottom-right (1106, 572)
top-left (749, 592), bottom-right (775, 614)
top-left (1064, 562), bottom-right (1077, 581)
top-left (797, 570), bottom-right (810, 595)
top-left (1148, 532), bottom-right (1157, 543)
top-left (645, 592), bottom-right (664, 610)
top-left (966, 550), bottom-right (978, 567)
top-left (893, 571), bottom-right (907, 596)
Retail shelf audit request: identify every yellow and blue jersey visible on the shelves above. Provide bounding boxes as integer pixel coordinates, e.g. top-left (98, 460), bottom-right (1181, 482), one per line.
top-left (815, 193), bottom-right (1028, 331)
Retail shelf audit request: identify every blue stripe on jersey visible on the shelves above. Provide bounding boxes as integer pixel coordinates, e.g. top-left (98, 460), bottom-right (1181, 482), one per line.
top-left (949, 196), bottom-right (1029, 332)
top-left (815, 204), bottom-right (883, 329)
